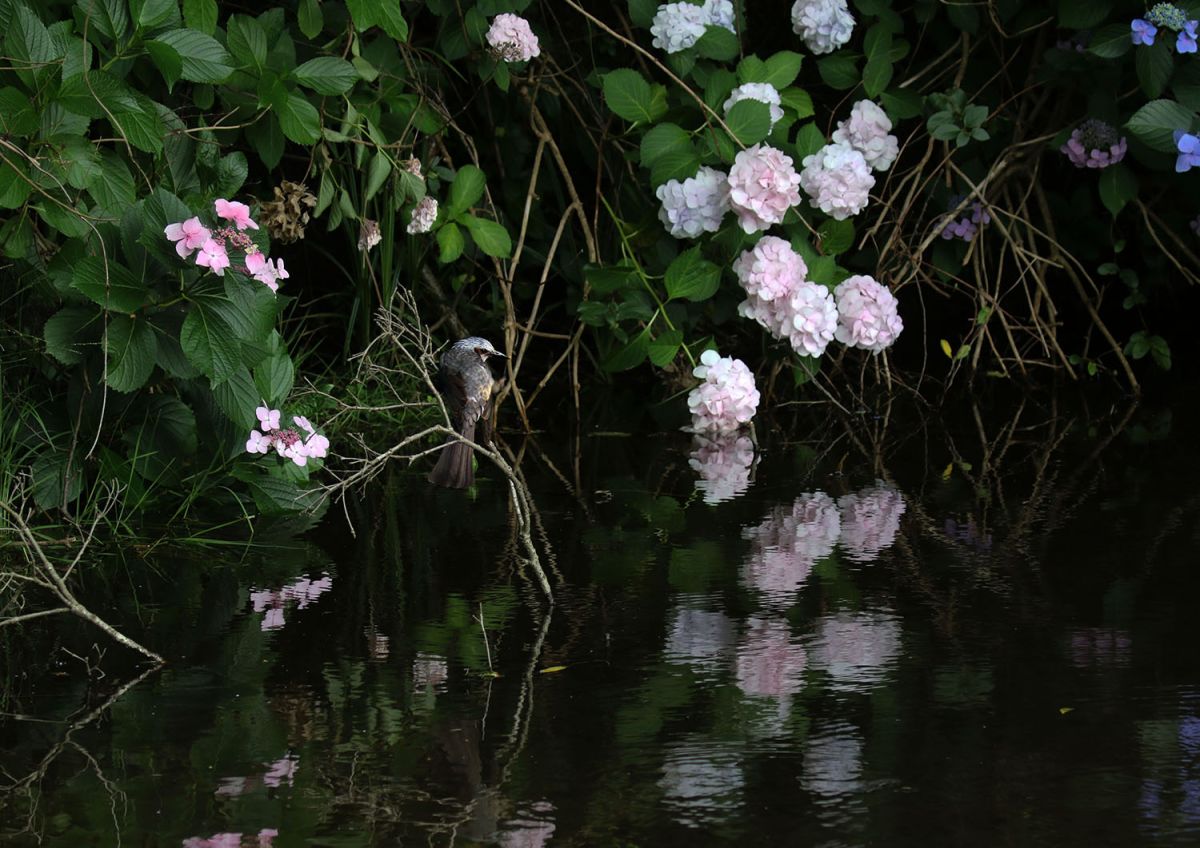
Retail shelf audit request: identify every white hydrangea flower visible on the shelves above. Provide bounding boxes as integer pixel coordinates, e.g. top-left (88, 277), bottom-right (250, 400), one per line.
top-left (786, 281), bottom-right (838, 357)
top-left (723, 83), bottom-right (785, 130)
top-left (791, 0), bottom-right (855, 55)
top-left (832, 100), bottom-right (900, 172)
top-left (799, 141), bottom-right (874, 221)
top-left (651, 2), bottom-right (708, 53)
top-left (407, 196), bottom-right (438, 234)
top-left (656, 166), bottom-right (731, 238)
top-left (701, 0), bottom-right (736, 31)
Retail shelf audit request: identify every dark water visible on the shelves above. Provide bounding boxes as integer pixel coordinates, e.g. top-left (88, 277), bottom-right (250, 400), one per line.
top-left (3, 393), bottom-right (1200, 846)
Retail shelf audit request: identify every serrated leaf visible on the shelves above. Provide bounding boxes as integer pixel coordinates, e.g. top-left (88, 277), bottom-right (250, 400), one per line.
top-left (881, 87), bottom-right (923, 119)
top-left (76, 0), bottom-right (130, 41)
top-left (217, 276), bottom-right (278, 343)
top-left (695, 26), bottom-right (738, 61)
top-left (602, 329), bottom-right (650, 372)
top-left (463, 215), bottom-right (511, 258)
top-left (780, 87), bottom-right (814, 119)
top-left (794, 122), bottom-right (826, 159)
top-left (764, 51), bottom-right (804, 89)
top-left (293, 56), bottom-right (358, 94)
top-left (254, 351), bottom-right (294, 406)
top-left (1136, 40), bottom-right (1174, 99)
top-left (628, 0), bottom-right (658, 28)
top-left (649, 146), bottom-right (701, 186)
top-left (863, 56), bottom-right (893, 97)
top-left (665, 247), bottom-right (720, 302)
top-left (105, 314), bottom-right (157, 392)
top-left (72, 256), bottom-right (148, 312)
top-left (227, 14), bottom-right (268, 72)
top-left (648, 329), bottom-right (683, 366)
top-left (1058, 0), bottom-right (1113, 29)
top-left (1126, 99), bottom-right (1197, 152)
top-left (640, 122), bottom-right (690, 167)
top-left (246, 113), bottom-right (285, 169)
top-left (737, 55), bottom-right (768, 84)
top-left (365, 151), bottom-right (392, 201)
top-left (182, 0), bottom-right (217, 35)
top-left (181, 305), bottom-right (241, 383)
top-left (1098, 164), bottom-right (1138, 217)
top-left (818, 218), bottom-right (855, 255)
top-left (216, 151), bottom-right (248, 196)
top-left (150, 28), bottom-right (233, 83)
top-left (31, 450), bottom-right (83, 511)
top-left (272, 90), bottom-right (321, 144)
top-left (725, 99), bottom-right (772, 146)
top-left (584, 263), bottom-right (639, 295)
top-left (6, 5), bottom-right (58, 88)
top-left (0, 87), bottom-right (39, 137)
top-left (817, 54), bottom-right (860, 90)
top-left (298, 0), bottom-right (323, 38)
top-left (212, 365), bottom-right (258, 427)
top-left (448, 164), bottom-right (486, 215)
top-left (0, 157), bottom-right (32, 209)
top-left (137, 0), bottom-right (178, 30)
top-left (145, 40), bottom-right (182, 87)
top-left (44, 306), bottom-right (99, 365)
top-left (437, 221), bottom-right (464, 263)
top-left (603, 68), bottom-right (667, 124)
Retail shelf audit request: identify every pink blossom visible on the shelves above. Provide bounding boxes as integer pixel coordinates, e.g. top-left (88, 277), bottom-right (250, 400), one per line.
top-left (214, 198), bottom-right (259, 230)
top-left (182, 834), bottom-right (243, 848)
top-left (246, 430), bottom-right (272, 454)
top-left (257, 830), bottom-right (278, 848)
top-left (736, 617), bottom-right (807, 699)
top-left (262, 754), bottom-right (298, 788)
top-left (304, 433), bottom-right (329, 459)
top-left (837, 481), bottom-right (906, 561)
top-left (686, 349), bottom-right (760, 434)
top-left (833, 275), bottom-right (903, 354)
top-left (250, 257), bottom-right (287, 292)
top-left (799, 142), bottom-right (875, 220)
top-left (256, 406), bottom-right (280, 432)
top-left (164, 217), bottom-right (211, 259)
top-left (786, 281), bottom-right (838, 357)
top-left (195, 238), bottom-right (230, 275)
top-left (807, 610), bottom-right (901, 692)
top-left (1061, 119), bottom-right (1127, 169)
top-left (741, 493), bottom-right (840, 604)
top-left (245, 251), bottom-right (267, 275)
top-left (832, 100), bottom-right (899, 172)
top-left (487, 13), bottom-right (540, 62)
top-left (656, 166), bottom-right (730, 238)
top-left (688, 432), bottom-right (755, 504)
top-left (293, 415), bottom-right (315, 435)
top-left (733, 236), bottom-right (806, 303)
top-left (262, 607), bottom-right (285, 630)
top-left (726, 144), bottom-right (803, 233)
top-left (407, 196), bottom-right (438, 234)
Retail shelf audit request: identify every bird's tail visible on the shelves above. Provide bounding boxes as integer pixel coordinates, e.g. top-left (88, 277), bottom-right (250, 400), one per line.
top-left (428, 425), bottom-right (476, 488)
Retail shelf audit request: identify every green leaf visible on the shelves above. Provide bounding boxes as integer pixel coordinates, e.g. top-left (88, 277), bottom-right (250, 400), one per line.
top-left (794, 122), bottom-right (826, 159)
top-left (150, 29), bottom-right (233, 83)
top-left (72, 257), bottom-right (148, 313)
top-left (6, 6), bottom-right (58, 88)
top-left (365, 151), bottom-right (392, 201)
top-left (216, 151), bottom-right (248, 196)
top-left (737, 56), bottom-right (768, 84)
top-left (780, 87), bottom-right (814, 119)
top-left (648, 329), bottom-right (683, 367)
top-left (640, 123), bottom-right (690, 167)
top-left (584, 263), bottom-right (639, 294)
top-left (438, 221), bottom-right (464, 263)
top-left (704, 69), bottom-right (739, 109)
top-left (863, 56), bottom-right (893, 97)
top-left (254, 349), bottom-right (294, 406)
top-left (628, 0), bottom-right (658, 28)
top-left (182, 0), bottom-right (217, 35)
top-left (448, 164), bottom-right (486, 216)
top-left (0, 87), bottom-right (39, 137)
top-left (603, 329), bottom-right (650, 372)
top-left (695, 26), bottom-right (739, 61)
top-left (1058, 0), bottom-right (1112, 29)
top-left (297, 0), bottom-right (323, 38)
top-left (218, 276), bottom-right (278, 343)
top-left (650, 145), bottom-right (701, 186)
top-left (144, 395), bottom-right (198, 454)
top-left (1125, 99), bottom-right (1196, 153)
top-left (603, 68), bottom-right (667, 124)
top-left (375, 2), bottom-right (409, 41)
top-left (1088, 22), bottom-right (1133, 58)
top-left (1174, 59), bottom-right (1200, 111)
top-left (145, 39), bottom-right (182, 87)
top-left (817, 218), bottom-right (855, 255)
top-left (764, 51), bottom-right (804, 89)
top-left (31, 450), bottom-right (83, 511)
top-left (817, 54), bottom-right (860, 90)
top-left (1098, 164), bottom-right (1138, 218)
top-left (44, 306), bottom-right (99, 365)
top-left (246, 113), bottom-right (285, 168)
top-left (665, 247), bottom-right (721, 302)
top-left (272, 90), bottom-right (321, 144)
top-left (293, 56), bottom-right (358, 94)
top-left (1136, 40), bottom-right (1174, 99)
top-left (181, 305), bottom-right (241, 383)
top-left (725, 99), bottom-right (772, 145)
top-left (0, 157), bottom-right (32, 209)
top-left (137, 0), bottom-right (179, 30)
top-left (881, 87), bottom-right (923, 119)
top-left (87, 151), bottom-right (136, 218)
top-left (76, 0), bottom-right (130, 42)
top-left (212, 365), bottom-right (259, 427)
top-left (105, 315), bottom-right (157, 392)
top-left (227, 14), bottom-right (268, 72)
top-left (463, 215), bottom-right (512, 258)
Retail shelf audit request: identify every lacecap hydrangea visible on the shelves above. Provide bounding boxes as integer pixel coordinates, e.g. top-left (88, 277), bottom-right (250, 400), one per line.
top-left (799, 142), bottom-right (875, 221)
top-left (791, 0), bottom-right (855, 55)
top-left (657, 166), bottom-right (731, 238)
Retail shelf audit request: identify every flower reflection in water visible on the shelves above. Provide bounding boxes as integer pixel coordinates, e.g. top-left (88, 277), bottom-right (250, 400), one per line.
top-left (659, 738), bottom-right (745, 826)
top-left (689, 432), bottom-right (755, 504)
top-left (413, 653), bottom-right (450, 693)
top-left (1068, 627), bottom-right (1132, 668)
top-left (249, 572), bottom-right (333, 631)
top-left (182, 829), bottom-right (277, 847)
top-left (1138, 713), bottom-right (1200, 837)
top-left (807, 611), bottom-right (902, 694)
top-left (216, 754), bottom-right (298, 797)
top-left (837, 482), bottom-right (906, 562)
top-left (735, 617), bottom-right (807, 736)
top-left (800, 721), bottom-right (864, 799)
top-left (664, 601), bottom-right (736, 674)
top-left (741, 492), bottom-right (839, 604)
top-left (496, 800), bottom-right (557, 847)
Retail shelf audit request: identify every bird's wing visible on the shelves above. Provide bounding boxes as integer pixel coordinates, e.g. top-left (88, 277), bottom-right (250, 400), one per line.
top-left (439, 363), bottom-right (467, 429)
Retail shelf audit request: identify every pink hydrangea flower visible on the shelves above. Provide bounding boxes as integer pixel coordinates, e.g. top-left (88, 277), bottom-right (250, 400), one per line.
top-left (833, 275), bottom-right (903, 353)
top-left (262, 607), bottom-right (285, 630)
top-left (732, 236), bottom-right (806, 303)
top-left (687, 349), bottom-right (760, 433)
top-left (407, 196), bottom-right (438, 234)
top-left (832, 100), bottom-right (899, 172)
top-left (799, 142), bottom-right (875, 221)
top-left (245, 251), bottom-right (267, 276)
top-left (727, 144), bottom-right (803, 233)
top-left (195, 238), bottom-right (230, 275)
top-left (1061, 118), bottom-right (1127, 169)
top-left (742, 493), bottom-right (840, 604)
top-left (251, 257), bottom-right (288, 292)
top-left (657, 166), bottom-right (731, 238)
top-left (256, 406), bottom-right (281, 431)
top-left (688, 432), bottom-right (755, 504)
top-left (293, 415), bottom-right (329, 458)
top-left (837, 481), bottom-right (906, 562)
top-left (785, 281), bottom-right (838, 357)
top-left (246, 430), bottom-right (272, 454)
top-left (164, 217), bottom-right (211, 259)
top-left (214, 198), bottom-right (258, 230)
top-left (735, 617), bottom-right (807, 700)
top-left (486, 13), bottom-right (541, 62)
top-left (791, 0), bottom-right (855, 54)
top-left (262, 754), bottom-right (299, 788)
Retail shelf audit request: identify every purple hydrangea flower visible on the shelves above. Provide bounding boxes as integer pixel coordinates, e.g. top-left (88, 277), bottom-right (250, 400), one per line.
top-left (1176, 130), bottom-right (1200, 172)
top-left (1179, 20), bottom-right (1199, 52)
top-left (1132, 19), bottom-right (1158, 45)
top-left (940, 197), bottom-right (990, 242)
top-left (1061, 119), bottom-right (1127, 169)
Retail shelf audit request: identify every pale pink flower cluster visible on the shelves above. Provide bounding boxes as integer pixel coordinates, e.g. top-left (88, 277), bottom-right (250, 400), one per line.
top-left (736, 618), bottom-right (807, 699)
top-left (723, 82), bottom-right (785, 130)
top-left (732, 237), bottom-right (837, 357)
top-left (837, 481), bottom-right (906, 561)
top-left (833, 275), bottom-right (903, 354)
top-left (791, 0), bottom-right (855, 54)
top-left (687, 349), bottom-right (760, 433)
top-left (688, 431), bottom-right (755, 504)
top-left (407, 196), bottom-right (438, 234)
top-left (807, 610), bottom-right (901, 692)
top-left (741, 493), bottom-right (840, 604)
top-left (165, 199), bottom-right (287, 292)
top-left (182, 830), bottom-right (277, 848)
top-left (657, 165), bottom-right (731, 238)
top-left (799, 142), bottom-right (875, 220)
top-left (216, 754), bottom-right (299, 797)
top-left (832, 100), bottom-right (899, 172)
top-left (246, 407), bottom-right (330, 467)
top-left (486, 13), bottom-right (540, 62)
top-left (250, 572), bottom-right (333, 631)
top-left (650, 0), bottom-right (733, 53)
top-left (727, 144), bottom-right (803, 233)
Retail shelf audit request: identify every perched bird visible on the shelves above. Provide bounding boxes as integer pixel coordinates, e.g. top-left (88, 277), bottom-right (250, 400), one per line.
top-left (428, 336), bottom-right (504, 488)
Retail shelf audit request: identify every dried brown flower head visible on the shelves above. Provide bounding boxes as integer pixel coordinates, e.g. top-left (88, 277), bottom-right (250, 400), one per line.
top-left (259, 180), bottom-right (317, 243)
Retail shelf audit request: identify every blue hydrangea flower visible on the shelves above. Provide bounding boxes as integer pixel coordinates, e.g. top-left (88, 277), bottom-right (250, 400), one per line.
top-left (1132, 18), bottom-right (1158, 45)
top-left (1147, 2), bottom-right (1188, 31)
top-left (1179, 20), bottom-right (1199, 52)
top-left (1175, 130), bottom-right (1200, 172)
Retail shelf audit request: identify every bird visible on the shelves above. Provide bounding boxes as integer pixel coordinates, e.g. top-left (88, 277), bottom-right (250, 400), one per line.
top-left (428, 336), bottom-right (505, 488)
